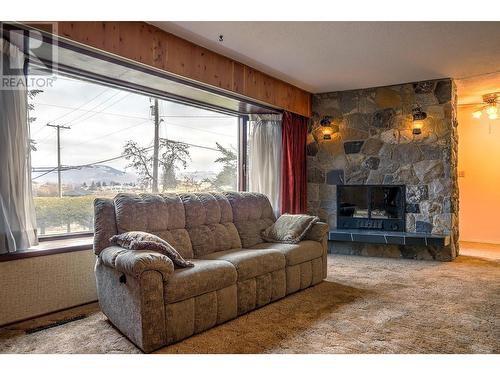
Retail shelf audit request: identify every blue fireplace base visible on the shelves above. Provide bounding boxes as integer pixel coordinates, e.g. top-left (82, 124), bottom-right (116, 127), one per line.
top-left (329, 229), bottom-right (450, 247)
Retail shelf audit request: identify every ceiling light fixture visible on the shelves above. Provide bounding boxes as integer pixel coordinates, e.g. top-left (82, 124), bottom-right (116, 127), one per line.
top-left (471, 92), bottom-right (499, 120)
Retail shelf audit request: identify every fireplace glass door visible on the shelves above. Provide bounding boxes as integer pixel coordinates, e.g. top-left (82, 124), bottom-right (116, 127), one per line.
top-left (338, 186), bottom-right (369, 218)
top-left (337, 185), bottom-right (405, 231)
top-left (370, 187), bottom-right (401, 219)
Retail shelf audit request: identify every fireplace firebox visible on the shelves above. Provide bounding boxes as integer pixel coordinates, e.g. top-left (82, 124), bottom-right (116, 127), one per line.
top-left (337, 185), bottom-right (406, 231)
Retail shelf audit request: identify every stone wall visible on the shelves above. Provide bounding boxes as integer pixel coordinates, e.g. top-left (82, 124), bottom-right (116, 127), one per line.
top-left (307, 78), bottom-right (459, 261)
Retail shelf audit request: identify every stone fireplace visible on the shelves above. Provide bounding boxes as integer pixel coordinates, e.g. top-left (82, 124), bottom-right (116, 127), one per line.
top-left (307, 78), bottom-right (459, 261)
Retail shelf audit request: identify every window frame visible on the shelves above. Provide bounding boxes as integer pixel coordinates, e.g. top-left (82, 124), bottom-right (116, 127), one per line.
top-left (28, 68), bottom-right (247, 241)
top-left (0, 24), bottom-right (282, 258)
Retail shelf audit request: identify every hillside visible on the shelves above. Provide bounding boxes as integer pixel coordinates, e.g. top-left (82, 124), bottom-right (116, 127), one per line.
top-left (33, 165), bottom-right (137, 185)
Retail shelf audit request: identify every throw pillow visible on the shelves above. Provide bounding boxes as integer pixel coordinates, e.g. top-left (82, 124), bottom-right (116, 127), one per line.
top-left (110, 231), bottom-right (194, 268)
top-left (261, 214), bottom-right (319, 244)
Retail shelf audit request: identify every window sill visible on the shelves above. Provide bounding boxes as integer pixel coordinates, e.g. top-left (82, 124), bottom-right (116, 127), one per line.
top-left (0, 235), bottom-right (94, 262)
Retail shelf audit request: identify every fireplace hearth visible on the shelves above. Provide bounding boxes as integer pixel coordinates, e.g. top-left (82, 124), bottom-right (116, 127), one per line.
top-left (337, 185), bottom-right (405, 232)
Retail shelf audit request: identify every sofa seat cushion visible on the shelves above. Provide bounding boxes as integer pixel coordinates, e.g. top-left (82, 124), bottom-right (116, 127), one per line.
top-left (250, 240), bottom-right (324, 266)
top-left (200, 249), bottom-right (285, 281)
top-left (164, 259), bottom-right (237, 303)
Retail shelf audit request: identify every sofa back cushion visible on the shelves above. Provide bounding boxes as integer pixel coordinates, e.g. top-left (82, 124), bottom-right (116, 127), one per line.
top-left (223, 192), bottom-right (276, 248)
top-left (113, 193), bottom-right (194, 259)
top-left (93, 191), bottom-right (276, 256)
top-left (181, 192), bottom-right (242, 257)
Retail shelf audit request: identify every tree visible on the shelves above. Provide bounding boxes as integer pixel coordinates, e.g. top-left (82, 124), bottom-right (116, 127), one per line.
top-left (123, 139), bottom-right (190, 192)
top-left (123, 141), bottom-right (154, 189)
top-left (179, 176), bottom-right (203, 192)
top-left (159, 139), bottom-right (190, 191)
top-left (27, 89), bottom-right (43, 153)
top-left (29, 139), bottom-right (38, 152)
top-left (211, 142), bottom-right (237, 190)
top-left (28, 89), bottom-right (44, 107)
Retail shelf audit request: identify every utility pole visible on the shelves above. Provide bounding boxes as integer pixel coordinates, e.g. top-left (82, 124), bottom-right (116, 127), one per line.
top-left (47, 123), bottom-right (71, 198)
top-left (152, 98), bottom-right (160, 193)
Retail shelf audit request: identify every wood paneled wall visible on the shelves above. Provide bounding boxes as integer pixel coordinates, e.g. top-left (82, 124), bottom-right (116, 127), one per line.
top-left (49, 22), bottom-right (311, 117)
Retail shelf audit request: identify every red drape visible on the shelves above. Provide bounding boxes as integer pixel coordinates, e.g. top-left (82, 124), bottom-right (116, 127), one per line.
top-left (281, 111), bottom-right (308, 214)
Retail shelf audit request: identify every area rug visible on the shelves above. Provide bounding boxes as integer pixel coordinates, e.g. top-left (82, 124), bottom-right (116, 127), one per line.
top-left (0, 252), bottom-right (498, 354)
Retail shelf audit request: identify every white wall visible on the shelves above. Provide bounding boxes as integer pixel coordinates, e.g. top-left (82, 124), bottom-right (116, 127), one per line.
top-left (0, 250), bottom-right (97, 326)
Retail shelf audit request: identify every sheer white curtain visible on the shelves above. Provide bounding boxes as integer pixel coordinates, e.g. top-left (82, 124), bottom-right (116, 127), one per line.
top-left (0, 38), bottom-right (38, 253)
top-left (248, 114), bottom-right (282, 217)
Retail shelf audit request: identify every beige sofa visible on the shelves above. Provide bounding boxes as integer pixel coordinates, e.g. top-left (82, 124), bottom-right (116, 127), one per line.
top-left (93, 191), bottom-right (328, 352)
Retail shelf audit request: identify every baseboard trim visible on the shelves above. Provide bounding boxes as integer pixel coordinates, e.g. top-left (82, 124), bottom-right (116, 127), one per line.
top-left (0, 300), bottom-right (98, 328)
top-left (26, 314), bottom-right (88, 334)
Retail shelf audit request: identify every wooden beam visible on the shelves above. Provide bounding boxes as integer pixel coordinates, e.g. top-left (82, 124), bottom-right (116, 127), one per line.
top-left (51, 22), bottom-right (311, 117)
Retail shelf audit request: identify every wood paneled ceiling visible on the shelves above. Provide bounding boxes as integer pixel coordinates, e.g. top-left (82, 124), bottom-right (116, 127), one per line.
top-left (50, 22), bottom-right (312, 117)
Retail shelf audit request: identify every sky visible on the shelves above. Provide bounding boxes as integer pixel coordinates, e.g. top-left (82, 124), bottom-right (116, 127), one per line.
top-left (29, 73), bottom-right (239, 179)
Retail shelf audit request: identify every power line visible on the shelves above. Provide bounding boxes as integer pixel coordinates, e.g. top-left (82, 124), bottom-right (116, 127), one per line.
top-left (32, 167), bottom-right (60, 172)
top-left (34, 115), bottom-right (237, 148)
top-left (69, 92), bottom-right (133, 127)
top-left (30, 101), bottom-right (236, 139)
top-left (31, 144), bottom-right (156, 181)
top-left (34, 104), bottom-right (231, 120)
top-left (34, 116), bottom-right (236, 143)
top-left (31, 138), bottom-right (225, 181)
top-left (31, 166), bottom-right (59, 180)
top-left (34, 102), bottom-right (150, 121)
top-left (163, 121), bottom-right (235, 138)
top-left (64, 120), bottom-right (151, 149)
top-left (30, 106), bottom-right (147, 139)
top-left (32, 91), bottom-right (125, 140)
top-left (48, 87), bottom-right (113, 124)
top-left (30, 105), bottom-right (234, 138)
top-left (71, 150), bottom-right (150, 169)
top-left (31, 68), bottom-right (135, 133)
top-left (160, 138), bottom-right (220, 152)
top-left (62, 91), bottom-right (125, 125)
top-left (160, 115), bottom-right (235, 118)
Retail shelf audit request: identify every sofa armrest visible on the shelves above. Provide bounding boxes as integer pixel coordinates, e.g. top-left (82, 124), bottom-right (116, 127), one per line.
top-left (96, 247), bottom-right (171, 352)
top-left (99, 246), bottom-right (174, 281)
top-left (304, 222), bottom-right (329, 242)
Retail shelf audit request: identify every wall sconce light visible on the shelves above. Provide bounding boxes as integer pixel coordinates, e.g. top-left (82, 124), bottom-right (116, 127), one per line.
top-left (412, 105), bottom-right (427, 135)
top-left (320, 116), bottom-right (338, 140)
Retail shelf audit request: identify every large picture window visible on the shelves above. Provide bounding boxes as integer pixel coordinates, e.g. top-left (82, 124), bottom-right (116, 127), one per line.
top-left (29, 73), bottom-right (240, 236)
